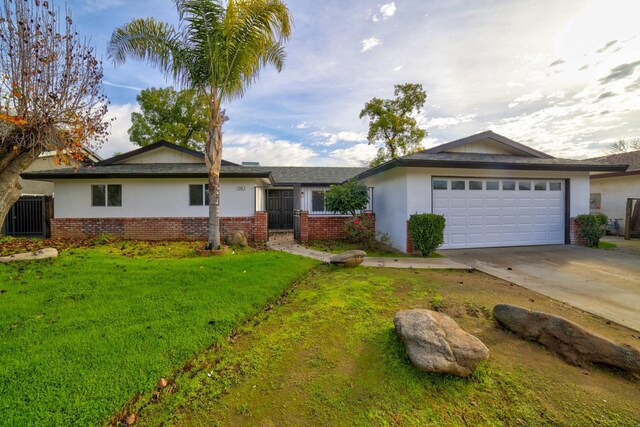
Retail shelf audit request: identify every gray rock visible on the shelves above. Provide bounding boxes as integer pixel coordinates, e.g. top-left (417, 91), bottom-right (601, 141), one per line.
top-left (225, 230), bottom-right (249, 247)
top-left (329, 250), bottom-right (366, 267)
top-left (0, 248), bottom-right (58, 263)
top-left (394, 309), bottom-right (490, 377)
top-left (493, 304), bottom-right (640, 373)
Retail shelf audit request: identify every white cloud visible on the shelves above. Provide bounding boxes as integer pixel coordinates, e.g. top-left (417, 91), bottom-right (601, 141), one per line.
top-left (311, 130), bottom-right (367, 146)
top-left (223, 134), bottom-right (317, 166)
top-left (361, 37), bottom-right (382, 52)
top-left (98, 103), bottom-right (139, 158)
top-left (327, 143), bottom-right (377, 166)
top-left (423, 114), bottom-right (477, 129)
top-left (380, 2), bottom-right (397, 19)
top-left (508, 91), bottom-right (545, 108)
top-left (392, 65), bottom-right (403, 72)
top-left (294, 121), bottom-right (311, 129)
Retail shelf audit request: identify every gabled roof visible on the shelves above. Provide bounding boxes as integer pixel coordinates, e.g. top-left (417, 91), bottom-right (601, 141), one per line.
top-left (96, 140), bottom-right (238, 166)
top-left (423, 130), bottom-right (553, 158)
top-left (588, 150), bottom-right (640, 173)
top-left (21, 163), bottom-right (273, 181)
top-left (358, 132), bottom-right (628, 180)
top-left (255, 166), bottom-right (367, 186)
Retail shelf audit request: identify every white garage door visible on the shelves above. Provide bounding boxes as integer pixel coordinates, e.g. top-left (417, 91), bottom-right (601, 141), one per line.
top-left (432, 177), bottom-right (565, 249)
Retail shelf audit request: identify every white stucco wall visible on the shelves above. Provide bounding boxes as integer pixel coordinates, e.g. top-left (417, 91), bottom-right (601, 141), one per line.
top-left (365, 167), bottom-right (591, 251)
top-left (590, 174), bottom-right (640, 226)
top-left (53, 178), bottom-right (267, 218)
top-left (363, 168), bottom-right (408, 251)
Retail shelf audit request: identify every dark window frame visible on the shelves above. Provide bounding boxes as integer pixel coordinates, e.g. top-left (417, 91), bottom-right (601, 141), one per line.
top-left (469, 180), bottom-right (483, 190)
top-left (189, 184), bottom-right (210, 206)
top-left (432, 179), bottom-right (448, 190)
top-left (311, 190), bottom-right (325, 212)
top-left (451, 180), bottom-right (466, 190)
top-left (91, 184), bottom-right (121, 207)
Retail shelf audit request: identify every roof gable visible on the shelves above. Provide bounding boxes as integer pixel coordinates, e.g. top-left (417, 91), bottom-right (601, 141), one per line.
top-left (97, 141), bottom-right (238, 166)
top-left (424, 131), bottom-right (552, 159)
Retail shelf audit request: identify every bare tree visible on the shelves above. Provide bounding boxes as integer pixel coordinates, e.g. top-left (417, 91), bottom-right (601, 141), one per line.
top-left (0, 0), bottom-right (110, 229)
top-left (605, 139), bottom-right (640, 155)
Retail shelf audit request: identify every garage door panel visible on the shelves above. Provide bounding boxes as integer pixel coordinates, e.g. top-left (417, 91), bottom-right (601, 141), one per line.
top-left (433, 177), bottom-right (565, 249)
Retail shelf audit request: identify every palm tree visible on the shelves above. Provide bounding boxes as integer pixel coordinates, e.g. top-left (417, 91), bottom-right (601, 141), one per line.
top-left (107, 0), bottom-right (292, 249)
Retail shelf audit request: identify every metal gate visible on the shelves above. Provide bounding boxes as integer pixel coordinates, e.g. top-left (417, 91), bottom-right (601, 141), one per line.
top-left (2, 195), bottom-right (50, 238)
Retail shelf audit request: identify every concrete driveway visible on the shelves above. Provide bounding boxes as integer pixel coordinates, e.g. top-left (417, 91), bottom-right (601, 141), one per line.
top-left (440, 243), bottom-right (640, 331)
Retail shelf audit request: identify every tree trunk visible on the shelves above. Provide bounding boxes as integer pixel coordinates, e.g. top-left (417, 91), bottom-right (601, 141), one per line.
top-left (0, 147), bottom-right (42, 235)
top-left (204, 99), bottom-right (223, 250)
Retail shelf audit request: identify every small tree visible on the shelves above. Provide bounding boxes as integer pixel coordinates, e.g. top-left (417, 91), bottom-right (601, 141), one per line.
top-left (359, 83), bottom-right (427, 167)
top-left (325, 180), bottom-right (374, 246)
top-left (324, 180), bottom-right (369, 216)
top-left (129, 87), bottom-right (209, 151)
top-left (0, 0), bottom-right (110, 228)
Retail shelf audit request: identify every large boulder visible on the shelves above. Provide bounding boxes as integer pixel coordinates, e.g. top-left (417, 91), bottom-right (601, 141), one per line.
top-left (225, 230), bottom-right (249, 247)
top-left (493, 304), bottom-right (640, 373)
top-left (0, 248), bottom-right (58, 263)
top-left (329, 250), bottom-right (366, 268)
top-left (394, 309), bottom-right (490, 377)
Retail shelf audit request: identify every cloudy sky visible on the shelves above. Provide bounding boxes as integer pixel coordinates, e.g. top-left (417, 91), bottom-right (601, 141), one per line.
top-left (68, 0), bottom-right (640, 165)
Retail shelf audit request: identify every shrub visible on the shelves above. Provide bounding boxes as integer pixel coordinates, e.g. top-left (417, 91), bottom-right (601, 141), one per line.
top-left (325, 180), bottom-right (369, 216)
top-left (344, 214), bottom-right (375, 247)
top-left (408, 214), bottom-right (446, 256)
top-left (575, 213), bottom-right (608, 247)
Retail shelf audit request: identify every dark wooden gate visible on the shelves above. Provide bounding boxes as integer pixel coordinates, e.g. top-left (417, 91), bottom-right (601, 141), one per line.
top-left (267, 190), bottom-right (294, 230)
top-left (2, 195), bottom-right (51, 238)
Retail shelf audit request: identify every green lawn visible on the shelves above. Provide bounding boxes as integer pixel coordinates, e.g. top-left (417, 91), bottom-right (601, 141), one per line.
top-left (0, 244), bottom-right (317, 426)
top-left (131, 266), bottom-right (640, 426)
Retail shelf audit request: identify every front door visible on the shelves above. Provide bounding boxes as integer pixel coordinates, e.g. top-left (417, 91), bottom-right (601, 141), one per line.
top-left (267, 190), bottom-right (294, 229)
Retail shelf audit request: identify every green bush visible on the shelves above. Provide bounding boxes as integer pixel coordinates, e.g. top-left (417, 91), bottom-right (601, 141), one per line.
top-left (325, 180), bottom-right (369, 216)
top-left (408, 214), bottom-right (446, 256)
top-left (575, 213), bottom-right (608, 247)
top-left (344, 214), bottom-right (376, 247)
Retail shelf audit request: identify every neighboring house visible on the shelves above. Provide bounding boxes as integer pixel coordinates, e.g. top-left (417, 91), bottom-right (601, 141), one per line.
top-left (20, 149), bottom-right (102, 195)
top-left (21, 132), bottom-right (626, 251)
top-left (588, 150), bottom-right (640, 231)
top-left (21, 141), bottom-right (369, 241)
top-left (358, 131), bottom-right (626, 251)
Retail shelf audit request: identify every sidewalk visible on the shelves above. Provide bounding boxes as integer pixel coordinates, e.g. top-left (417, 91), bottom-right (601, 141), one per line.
top-left (266, 236), bottom-right (469, 269)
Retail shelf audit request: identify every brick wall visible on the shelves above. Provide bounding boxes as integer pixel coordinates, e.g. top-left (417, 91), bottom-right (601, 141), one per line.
top-left (406, 220), bottom-right (415, 254)
top-left (51, 215), bottom-right (268, 242)
top-left (569, 217), bottom-right (586, 245)
top-left (295, 212), bottom-right (375, 242)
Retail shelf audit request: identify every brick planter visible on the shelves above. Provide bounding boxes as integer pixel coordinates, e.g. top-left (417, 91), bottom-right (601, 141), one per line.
top-left (294, 212), bottom-right (375, 242)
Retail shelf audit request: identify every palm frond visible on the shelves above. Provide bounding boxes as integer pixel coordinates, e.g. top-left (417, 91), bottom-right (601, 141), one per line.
top-left (107, 18), bottom-right (191, 86)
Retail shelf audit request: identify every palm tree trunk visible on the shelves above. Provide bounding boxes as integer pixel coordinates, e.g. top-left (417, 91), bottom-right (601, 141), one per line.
top-left (204, 98), bottom-right (223, 250)
top-left (0, 147), bottom-right (42, 235)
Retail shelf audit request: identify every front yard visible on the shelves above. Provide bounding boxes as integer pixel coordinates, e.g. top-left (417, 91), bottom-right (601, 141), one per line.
top-left (130, 266), bottom-right (640, 426)
top-left (1, 241), bottom-right (639, 426)
top-left (0, 243), bottom-right (317, 426)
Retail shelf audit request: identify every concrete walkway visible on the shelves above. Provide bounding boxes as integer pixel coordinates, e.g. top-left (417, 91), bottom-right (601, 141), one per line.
top-left (266, 234), bottom-right (469, 269)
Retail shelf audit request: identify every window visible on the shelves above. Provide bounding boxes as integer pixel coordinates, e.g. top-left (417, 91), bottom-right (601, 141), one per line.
top-left (451, 180), bottom-right (466, 190)
top-left (502, 180), bottom-right (515, 190)
top-left (469, 180), bottom-right (483, 190)
top-left (486, 181), bottom-right (499, 190)
top-left (312, 190), bottom-right (325, 212)
top-left (189, 184), bottom-right (210, 206)
top-left (432, 179), bottom-right (448, 190)
top-left (590, 193), bottom-right (601, 210)
top-left (92, 185), bottom-right (121, 207)
top-left (534, 182), bottom-right (547, 191)
top-left (518, 181), bottom-right (531, 191)
top-left (549, 182), bottom-right (562, 191)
